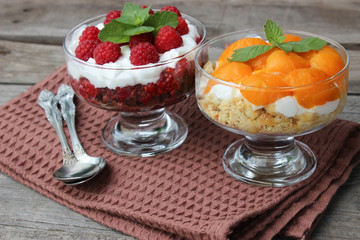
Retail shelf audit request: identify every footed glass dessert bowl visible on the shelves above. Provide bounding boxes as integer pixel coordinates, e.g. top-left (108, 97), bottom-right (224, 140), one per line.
top-left (195, 28), bottom-right (349, 187)
top-left (64, 6), bottom-right (206, 157)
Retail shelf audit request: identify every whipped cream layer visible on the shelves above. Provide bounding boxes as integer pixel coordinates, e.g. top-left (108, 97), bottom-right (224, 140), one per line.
top-left (66, 21), bottom-right (200, 89)
top-left (207, 85), bottom-right (340, 117)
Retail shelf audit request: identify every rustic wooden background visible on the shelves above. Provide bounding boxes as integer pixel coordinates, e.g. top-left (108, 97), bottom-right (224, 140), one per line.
top-left (0, 0), bottom-right (359, 239)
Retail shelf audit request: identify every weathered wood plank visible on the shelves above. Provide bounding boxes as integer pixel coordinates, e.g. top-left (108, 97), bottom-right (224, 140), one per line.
top-left (0, 85), bottom-right (30, 105)
top-left (1, 1), bottom-right (360, 239)
top-left (0, 40), bottom-right (63, 85)
top-left (1, 40), bottom-right (360, 94)
top-left (0, 173), bottom-right (134, 240)
top-left (0, 0), bottom-right (359, 44)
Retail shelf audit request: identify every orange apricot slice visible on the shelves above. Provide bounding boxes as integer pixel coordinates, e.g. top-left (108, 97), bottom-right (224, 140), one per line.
top-left (285, 67), bottom-right (340, 108)
top-left (206, 62), bottom-right (253, 93)
top-left (239, 73), bottom-right (291, 106)
top-left (265, 50), bottom-right (310, 74)
top-left (283, 34), bottom-right (302, 42)
top-left (310, 46), bottom-right (345, 77)
top-left (217, 38), bottom-right (268, 68)
top-left (297, 50), bottom-right (317, 61)
top-left (247, 47), bottom-right (278, 71)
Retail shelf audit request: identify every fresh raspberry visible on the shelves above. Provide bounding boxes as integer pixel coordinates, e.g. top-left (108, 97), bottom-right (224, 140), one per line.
top-left (175, 17), bottom-right (189, 35)
top-left (75, 39), bottom-right (100, 61)
top-left (155, 26), bottom-right (183, 53)
top-left (79, 26), bottom-right (100, 42)
top-left (93, 41), bottom-right (122, 65)
top-left (160, 6), bottom-right (181, 17)
top-left (130, 42), bottom-right (159, 66)
top-left (104, 10), bottom-right (122, 24)
top-left (129, 33), bottom-right (155, 49)
top-left (142, 5), bottom-right (154, 14)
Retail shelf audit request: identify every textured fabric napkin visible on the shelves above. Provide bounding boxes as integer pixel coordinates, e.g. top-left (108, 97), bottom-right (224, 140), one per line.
top-left (1, 66), bottom-right (359, 240)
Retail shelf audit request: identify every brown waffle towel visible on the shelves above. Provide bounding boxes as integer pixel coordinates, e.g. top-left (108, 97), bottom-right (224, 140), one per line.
top-left (1, 66), bottom-right (359, 240)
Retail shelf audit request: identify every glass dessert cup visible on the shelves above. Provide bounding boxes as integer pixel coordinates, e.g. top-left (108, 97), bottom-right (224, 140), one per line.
top-left (195, 30), bottom-right (349, 187)
top-left (64, 14), bottom-right (206, 157)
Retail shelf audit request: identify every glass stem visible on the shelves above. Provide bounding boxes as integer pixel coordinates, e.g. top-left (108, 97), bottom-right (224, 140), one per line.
top-left (114, 108), bottom-right (168, 143)
top-left (241, 136), bottom-right (297, 168)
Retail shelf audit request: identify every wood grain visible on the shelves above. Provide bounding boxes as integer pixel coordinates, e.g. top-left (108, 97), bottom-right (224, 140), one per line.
top-left (0, 0), bottom-right (359, 44)
top-left (0, 0), bottom-right (359, 240)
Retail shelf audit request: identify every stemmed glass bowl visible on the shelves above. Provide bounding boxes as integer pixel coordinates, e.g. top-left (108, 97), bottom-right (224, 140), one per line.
top-left (195, 30), bottom-right (349, 187)
top-left (64, 13), bottom-right (206, 157)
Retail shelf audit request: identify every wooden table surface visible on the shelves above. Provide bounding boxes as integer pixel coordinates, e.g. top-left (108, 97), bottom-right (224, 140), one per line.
top-left (1, 0), bottom-right (359, 239)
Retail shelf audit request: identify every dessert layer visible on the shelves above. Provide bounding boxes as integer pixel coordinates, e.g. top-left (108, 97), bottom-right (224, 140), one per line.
top-left (67, 21), bottom-right (200, 89)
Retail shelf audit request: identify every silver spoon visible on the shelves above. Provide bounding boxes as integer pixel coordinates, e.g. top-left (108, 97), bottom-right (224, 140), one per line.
top-left (61, 159), bottom-right (107, 185)
top-left (57, 84), bottom-right (106, 167)
top-left (38, 90), bottom-right (101, 182)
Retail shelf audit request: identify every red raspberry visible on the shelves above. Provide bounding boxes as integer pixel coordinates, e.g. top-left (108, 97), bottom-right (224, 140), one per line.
top-left (104, 10), bottom-right (122, 24)
top-left (195, 35), bottom-right (203, 44)
top-left (78, 78), bottom-right (98, 100)
top-left (129, 33), bottom-right (155, 49)
top-left (75, 39), bottom-right (100, 61)
top-left (79, 26), bottom-right (100, 42)
top-left (160, 6), bottom-right (181, 17)
top-left (130, 42), bottom-right (159, 66)
top-left (155, 26), bottom-right (183, 53)
top-left (93, 41), bottom-right (122, 65)
top-left (174, 58), bottom-right (190, 79)
top-left (157, 68), bottom-right (180, 95)
top-left (116, 86), bottom-right (132, 102)
top-left (175, 17), bottom-right (189, 35)
top-left (142, 5), bottom-right (154, 14)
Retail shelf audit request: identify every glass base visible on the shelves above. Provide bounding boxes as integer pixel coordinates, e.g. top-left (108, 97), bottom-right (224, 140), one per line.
top-left (102, 108), bottom-right (188, 157)
top-left (222, 137), bottom-right (317, 187)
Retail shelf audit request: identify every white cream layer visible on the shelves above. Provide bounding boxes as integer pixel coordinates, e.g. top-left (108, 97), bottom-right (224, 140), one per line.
top-left (67, 21), bottom-right (200, 89)
top-left (208, 85), bottom-right (339, 117)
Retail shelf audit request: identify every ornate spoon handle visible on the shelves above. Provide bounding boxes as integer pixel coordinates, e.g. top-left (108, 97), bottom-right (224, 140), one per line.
top-left (37, 89), bottom-right (77, 165)
top-left (56, 85), bottom-right (85, 159)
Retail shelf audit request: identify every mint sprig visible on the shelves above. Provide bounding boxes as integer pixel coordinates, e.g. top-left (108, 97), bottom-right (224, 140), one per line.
top-left (144, 11), bottom-right (178, 34)
top-left (232, 45), bottom-right (274, 62)
top-left (116, 3), bottom-right (150, 26)
top-left (230, 19), bottom-right (327, 62)
top-left (99, 3), bottom-right (178, 43)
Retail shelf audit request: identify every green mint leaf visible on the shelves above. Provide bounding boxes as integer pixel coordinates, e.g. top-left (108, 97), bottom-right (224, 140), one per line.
top-left (116, 2), bottom-right (149, 26)
top-left (98, 21), bottom-right (130, 43)
top-left (143, 11), bottom-right (178, 34)
top-left (277, 42), bottom-right (293, 53)
top-left (230, 19), bottom-right (328, 62)
top-left (285, 37), bottom-right (327, 52)
top-left (264, 19), bottom-right (285, 46)
top-left (123, 26), bottom-right (155, 36)
top-left (230, 45), bottom-right (274, 62)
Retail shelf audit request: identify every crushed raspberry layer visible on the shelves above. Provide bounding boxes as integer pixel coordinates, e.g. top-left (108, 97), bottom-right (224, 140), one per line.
top-left (69, 59), bottom-right (195, 111)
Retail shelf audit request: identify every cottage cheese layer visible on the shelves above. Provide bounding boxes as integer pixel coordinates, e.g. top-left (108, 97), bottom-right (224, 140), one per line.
top-left (66, 21), bottom-right (200, 89)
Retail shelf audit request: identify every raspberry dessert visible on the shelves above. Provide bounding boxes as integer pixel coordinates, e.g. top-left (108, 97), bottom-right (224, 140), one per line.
top-left (64, 4), bottom-right (205, 112)
top-left (64, 3), bottom-right (206, 157)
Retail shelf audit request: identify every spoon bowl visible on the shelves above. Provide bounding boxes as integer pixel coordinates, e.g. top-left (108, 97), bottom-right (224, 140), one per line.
top-left (53, 161), bottom-right (101, 181)
top-left (60, 158), bottom-right (107, 185)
